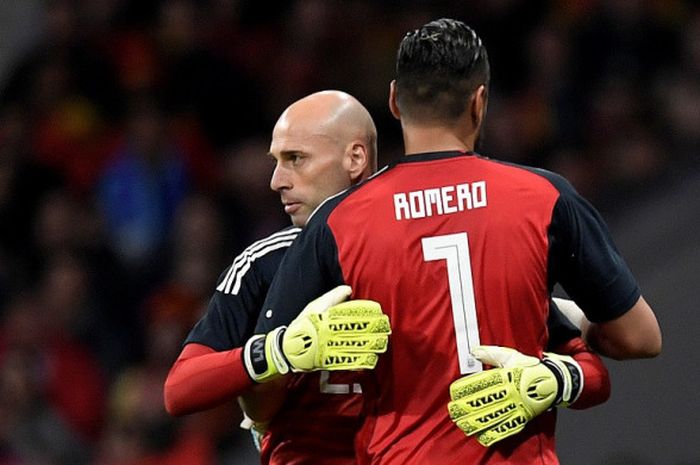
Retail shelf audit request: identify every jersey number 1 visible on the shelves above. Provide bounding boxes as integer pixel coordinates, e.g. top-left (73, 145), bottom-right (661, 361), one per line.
top-left (422, 232), bottom-right (482, 374)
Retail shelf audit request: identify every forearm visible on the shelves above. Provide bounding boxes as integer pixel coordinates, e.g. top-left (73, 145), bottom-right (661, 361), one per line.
top-left (553, 296), bottom-right (662, 360)
top-left (552, 337), bottom-right (610, 410)
top-left (164, 343), bottom-right (253, 416)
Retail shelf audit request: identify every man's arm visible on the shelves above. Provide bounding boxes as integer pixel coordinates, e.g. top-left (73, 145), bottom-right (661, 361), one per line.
top-left (164, 343), bottom-right (253, 416)
top-left (164, 236), bottom-right (290, 416)
top-left (553, 296), bottom-right (661, 360)
top-left (547, 301), bottom-right (610, 408)
top-left (584, 296), bottom-right (661, 360)
top-left (165, 286), bottom-right (390, 416)
top-left (546, 173), bottom-right (662, 361)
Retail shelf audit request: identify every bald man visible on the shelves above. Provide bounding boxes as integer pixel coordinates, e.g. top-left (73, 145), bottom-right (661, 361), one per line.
top-left (269, 90), bottom-right (377, 227)
top-left (164, 90), bottom-right (379, 464)
top-left (164, 91), bottom-right (608, 464)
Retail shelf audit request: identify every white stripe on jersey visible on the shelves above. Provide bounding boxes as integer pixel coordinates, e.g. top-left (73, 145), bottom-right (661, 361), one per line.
top-left (216, 228), bottom-right (301, 295)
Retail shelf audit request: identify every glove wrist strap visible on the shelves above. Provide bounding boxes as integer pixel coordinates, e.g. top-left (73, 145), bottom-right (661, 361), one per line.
top-left (542, 355), bottom-right (584, 407)
top-left (243, 328), bottom-right (290, 383)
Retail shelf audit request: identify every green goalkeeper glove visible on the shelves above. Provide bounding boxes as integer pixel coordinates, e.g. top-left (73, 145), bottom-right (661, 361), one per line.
top-left (243, 285), bottom-right (391, 383)
top-left (447, 345), bottom-right (583, 447)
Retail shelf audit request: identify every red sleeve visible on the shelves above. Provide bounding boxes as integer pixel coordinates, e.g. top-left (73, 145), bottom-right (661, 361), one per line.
top-left (552, 337), bottom-right (611, 410)
top-left (164, 343), bottom-right (254, 416)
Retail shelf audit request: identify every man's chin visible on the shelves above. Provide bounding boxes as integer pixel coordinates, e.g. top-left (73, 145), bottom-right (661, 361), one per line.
top-left (290, 213), bottom-right (308, 227)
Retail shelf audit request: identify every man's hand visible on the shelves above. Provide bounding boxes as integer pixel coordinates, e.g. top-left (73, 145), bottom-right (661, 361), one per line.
top-left (243, 285), bottom-right (391, 383)
top-left (447, 345), bottom-right (583, 447)
top-left (240, 412), bottom-right (268, 452)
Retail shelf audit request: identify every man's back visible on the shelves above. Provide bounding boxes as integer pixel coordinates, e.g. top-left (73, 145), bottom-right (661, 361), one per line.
top-left (333, 151), bottom-right (558, 463)
top-left (260, 149), bottom-right (638, 464)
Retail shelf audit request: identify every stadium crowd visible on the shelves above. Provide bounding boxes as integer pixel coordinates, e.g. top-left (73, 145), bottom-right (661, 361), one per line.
top-left (0, 1), bottom-right (698, 464)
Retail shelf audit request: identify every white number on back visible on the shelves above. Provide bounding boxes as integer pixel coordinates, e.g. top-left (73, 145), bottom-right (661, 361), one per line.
top-left (319, 371), bottom-right (362, 394)
top-left (422, 232), bottom-right (482, 374)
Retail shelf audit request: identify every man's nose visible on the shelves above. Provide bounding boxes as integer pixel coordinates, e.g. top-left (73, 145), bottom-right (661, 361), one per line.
top-left (270, 164), bottom-right (291, 192)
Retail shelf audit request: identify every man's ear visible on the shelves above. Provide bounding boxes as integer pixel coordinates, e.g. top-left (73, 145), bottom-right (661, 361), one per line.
top-left (345, 142), bottom-right (368, 182)
top-left (389, 80), bottom-right (401, 120)
top-left (471, 84), bottom-right (488, 131)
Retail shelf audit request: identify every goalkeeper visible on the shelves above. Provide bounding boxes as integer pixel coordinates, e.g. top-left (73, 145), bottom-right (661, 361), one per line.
top-left (163, 91), bottom-right (391, 465)
top-left (164, 91), bottom-right (611, 464)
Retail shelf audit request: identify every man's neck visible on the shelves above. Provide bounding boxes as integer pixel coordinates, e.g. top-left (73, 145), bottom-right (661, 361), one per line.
top-left (401, 123), bottom-right (475, 156)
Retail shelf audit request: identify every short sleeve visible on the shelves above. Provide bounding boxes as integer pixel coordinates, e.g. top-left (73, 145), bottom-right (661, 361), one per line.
top-left (184, 229), bottom-right (299, 350)
top-left (256, 220), bottom-right (345, 333)
top-left (547, 177), bottom-right (641, 323)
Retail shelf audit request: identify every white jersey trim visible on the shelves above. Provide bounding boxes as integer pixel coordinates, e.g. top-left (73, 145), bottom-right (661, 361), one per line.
top-left (217, 228), bottom-right (301, 295)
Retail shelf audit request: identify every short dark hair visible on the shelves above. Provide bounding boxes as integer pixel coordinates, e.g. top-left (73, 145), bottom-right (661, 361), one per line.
top-left (395, 18), bottom-right (490, 123)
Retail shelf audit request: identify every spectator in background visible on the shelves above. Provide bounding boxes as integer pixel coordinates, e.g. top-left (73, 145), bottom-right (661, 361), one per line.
top-left (28, 189), bottom-right (133, 373)
top-left (167, 193), bottom-right (227, 291)
top-left (219, 137), bottom-right (289, 253)
top-left (34, 252), bottom-right (107, 442)
top-left (94, 230), bottom-right (240, 465)
top-left (0, 0), bottom-right (121, 196)
top-left (0, 291), bottom-right (101, 465)
top-left (0, 105), bottom-right (64, 306)
top-left (97, 93), bottom-right (190, 284)
top-left (155, 0), bottom-right (266, 149)
top-left (654, 11), bottom-right (700, 162)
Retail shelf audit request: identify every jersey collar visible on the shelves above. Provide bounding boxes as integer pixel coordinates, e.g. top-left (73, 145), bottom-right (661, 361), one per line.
top-left (396, 150), bottom-right (476, 164)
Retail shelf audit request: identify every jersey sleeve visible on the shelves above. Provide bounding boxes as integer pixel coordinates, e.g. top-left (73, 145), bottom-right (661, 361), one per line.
top-left (255, 217), bottom-right (345, 333)
top-left (546, 174), bottom-right (641, 323)
top-left (184, 271), bottom-right (260, 350)
top-left (184, 228), bottom-right (299, 350)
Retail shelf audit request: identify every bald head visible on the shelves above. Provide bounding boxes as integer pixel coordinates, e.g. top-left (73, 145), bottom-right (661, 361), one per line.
top-left (275, 91), bottom-right (377, 172)
top-left (268, 91), bottom-right (378, 226)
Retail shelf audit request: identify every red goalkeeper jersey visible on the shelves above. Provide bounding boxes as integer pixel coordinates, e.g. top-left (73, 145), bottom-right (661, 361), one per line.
top-left (257, 151), bottom-right (638, 465)
top-left (259, 370), bottom-right (365, 465)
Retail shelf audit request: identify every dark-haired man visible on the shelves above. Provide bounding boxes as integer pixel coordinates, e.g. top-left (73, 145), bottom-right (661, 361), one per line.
top-left (255, 18), bottom-right (660, 464)
top-left (165, 89), bottom-right (609, 464)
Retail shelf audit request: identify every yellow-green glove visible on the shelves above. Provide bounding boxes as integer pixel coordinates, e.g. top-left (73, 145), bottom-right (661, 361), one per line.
top-left (243, 285), bottom-right (391, 383)
top-left (447, 345), bottom-right (583, 447)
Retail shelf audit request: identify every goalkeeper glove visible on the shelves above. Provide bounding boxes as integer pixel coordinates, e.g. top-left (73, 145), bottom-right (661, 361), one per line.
top-left (447, 345), bottom-right (583, 447)
top-left (243, 285), bottom-right (391, 383)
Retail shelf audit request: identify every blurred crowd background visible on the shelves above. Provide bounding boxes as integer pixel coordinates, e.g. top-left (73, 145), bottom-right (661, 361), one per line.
top-left (0, 1), bottom-right (698, 465)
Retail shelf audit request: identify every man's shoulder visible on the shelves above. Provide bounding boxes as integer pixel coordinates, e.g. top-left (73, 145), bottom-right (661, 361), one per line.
top-left (216, 226), bottom-right (301, 295)
top-left (484, 157), bottom-right (574, 194)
